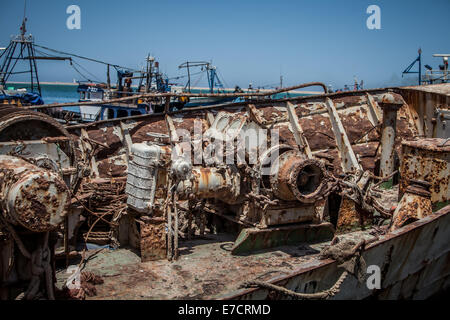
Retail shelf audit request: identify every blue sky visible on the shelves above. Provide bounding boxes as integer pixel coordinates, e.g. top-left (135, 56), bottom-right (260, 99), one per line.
top-left (1, 0), bottom-right (449, 90)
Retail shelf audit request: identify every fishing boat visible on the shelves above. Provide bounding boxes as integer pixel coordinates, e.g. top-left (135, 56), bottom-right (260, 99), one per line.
top-left (76, 81), bottom-right (150, 122)
top-left (0, 17), bottom-right (168, 121)
top-left (176, 61), bottom-right (238, 107)
top-left (0, 17), bottom-right (45, 107)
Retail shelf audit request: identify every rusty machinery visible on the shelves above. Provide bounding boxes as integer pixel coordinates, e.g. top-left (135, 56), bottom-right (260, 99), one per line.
top-left (0, 107), bottom-right (78, 299)
top-left (126, 141), bottom-right (332, 257)
top-left (121, 89), bottom-right (447, 262)
top-left (124, 95), bottom-right (411, 260)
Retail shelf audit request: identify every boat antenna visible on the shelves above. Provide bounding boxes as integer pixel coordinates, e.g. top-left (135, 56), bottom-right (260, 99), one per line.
top-left (20, 0), bottom-right (27, 37)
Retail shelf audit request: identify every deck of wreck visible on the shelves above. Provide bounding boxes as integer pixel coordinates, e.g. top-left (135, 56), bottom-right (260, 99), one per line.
top-left (56, 232), bottom-right (373, 300)
top-left (1, 82), bottom-right (448, 300)
top-left (49, 83), bottom-right (450, 299)
top-left (56, 205), bottom-right (449, 300)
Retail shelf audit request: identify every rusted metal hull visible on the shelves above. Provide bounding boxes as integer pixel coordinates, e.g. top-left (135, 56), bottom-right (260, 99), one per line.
top-left (223, 205), bottom-right (450, 300)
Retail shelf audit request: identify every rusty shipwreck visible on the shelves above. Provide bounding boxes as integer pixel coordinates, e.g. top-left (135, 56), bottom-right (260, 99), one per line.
top-left (0, 82), bottom-right (449, 300)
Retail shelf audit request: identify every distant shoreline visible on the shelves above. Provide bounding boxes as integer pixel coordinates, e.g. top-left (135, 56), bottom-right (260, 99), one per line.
top-left (6, 82), bottom-right (322, 94)
top-left (7, 81), bottom-right (78, 86)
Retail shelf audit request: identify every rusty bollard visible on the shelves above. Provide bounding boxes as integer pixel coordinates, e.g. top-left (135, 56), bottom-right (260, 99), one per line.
top-left (378, 93), bottom-right (404, 189)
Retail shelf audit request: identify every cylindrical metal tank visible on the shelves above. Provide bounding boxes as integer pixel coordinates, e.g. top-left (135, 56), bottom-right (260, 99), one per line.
top-left (0, 155), bottom-right (69, 232)
top-left (176, 166), bottom-right (241, 204)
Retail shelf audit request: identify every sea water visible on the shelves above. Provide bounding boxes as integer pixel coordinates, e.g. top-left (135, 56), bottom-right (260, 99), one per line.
top-left (7, 82), bottom-right (80, 112)
top-left (6, 82), bottom-right (310, 113)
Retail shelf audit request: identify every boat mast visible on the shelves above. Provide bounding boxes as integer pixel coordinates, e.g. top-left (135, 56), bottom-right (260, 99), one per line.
top-left (178, 61), bottom-right (224, 93)
top-left (145, 54), bottom-right (155, 93)
top-left (402, 48), bottom-right (422, 85)
top-left (207, 65), bottom-right (216, 93)
top-left (0, 7), bottom-right (42, 95)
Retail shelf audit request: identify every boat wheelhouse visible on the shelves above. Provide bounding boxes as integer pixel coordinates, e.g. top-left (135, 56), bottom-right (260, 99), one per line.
top-left (76, 82), bottom-right (149, 121)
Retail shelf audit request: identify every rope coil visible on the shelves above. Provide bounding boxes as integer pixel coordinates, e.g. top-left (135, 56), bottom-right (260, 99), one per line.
top-left (241, 238), bottom-right (373, 299)
top-left (242, 270), bottom-right (348, 300)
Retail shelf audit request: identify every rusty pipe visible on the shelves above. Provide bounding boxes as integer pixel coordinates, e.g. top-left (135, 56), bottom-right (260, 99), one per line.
top-left (270, 150), bottom-right (327, 204)
top-left (26, 82), bottom-right (328, 110)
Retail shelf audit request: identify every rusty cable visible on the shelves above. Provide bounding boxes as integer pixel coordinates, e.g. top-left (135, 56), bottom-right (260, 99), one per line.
top-left (70, 191), bottom-right (119, 227)
top-left (42, 232), bottom-right (55, 300)
top-left (370, 170), bottom-right (399, 189)
top-left (72, 182), bottom-right (126, 269)
top-left (336, 171), bottom-right (396, 218)
top-left (440, 138), bottom-right (450, 147)
top-left (312, 131), bottom-right (336, 141)
top-left (353, 123), bottom-right (381, 144)
top-left (242, 270), bottom-right (348, 300)
top-left (77, 208), bottom-right (123, 270)
top-left (245, 192), bottom-right (279, 213)
top-left (21, 232), bottom-right (55, 300)
top-left (0, 213), bottom-right (31, 259)
top-left (203, 206), bottom-right (258, 228)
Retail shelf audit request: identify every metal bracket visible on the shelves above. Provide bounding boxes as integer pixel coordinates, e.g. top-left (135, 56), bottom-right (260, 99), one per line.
top-left (80, 128), bottom-right (99, 177)
top-left (325, 98), bottom-right (362, 174)
top-left (286, 101), bottom-right (312, 158)
top-left (366, 93), bottom-right (382, 127)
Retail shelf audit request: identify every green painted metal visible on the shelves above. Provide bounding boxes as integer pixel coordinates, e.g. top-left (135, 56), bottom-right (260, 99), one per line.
top-left (433, 201), bottom-right (450, 212)
top-left (380, 180), bottom-right (393, 190)
top-left (231, 222), bottom-right (335, 255)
